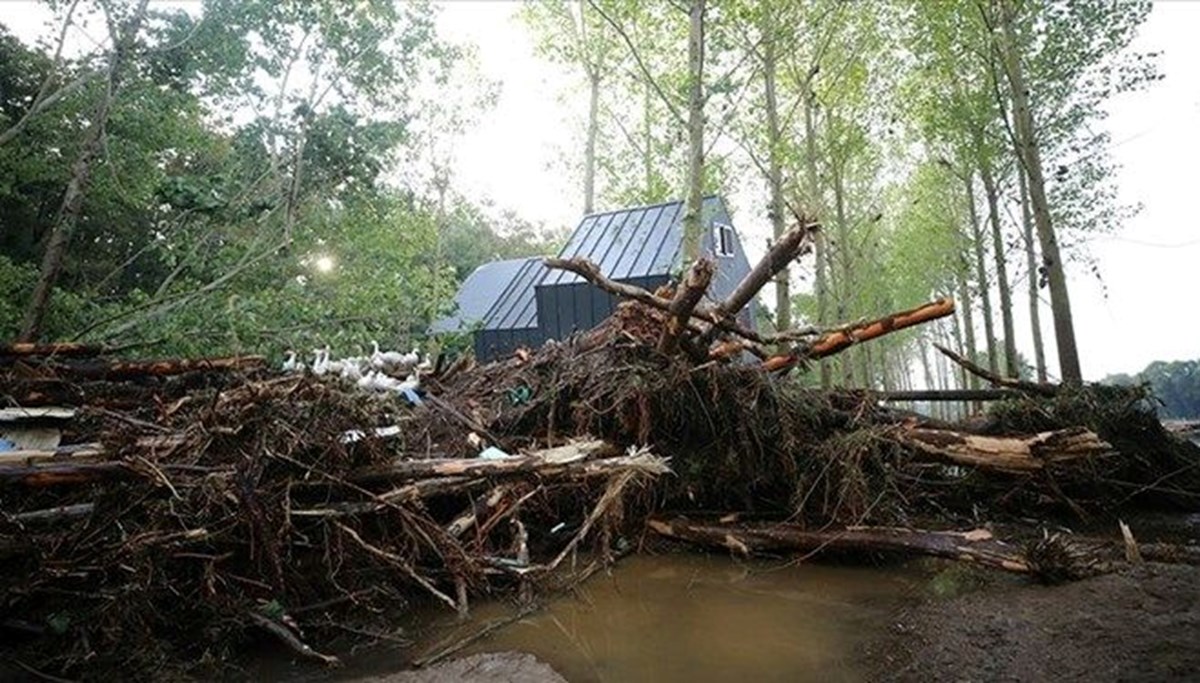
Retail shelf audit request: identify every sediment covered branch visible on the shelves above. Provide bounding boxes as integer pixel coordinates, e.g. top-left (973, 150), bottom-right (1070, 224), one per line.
top-left (896, 426), bottom-right (1115, 473)
top-left (658, 258), bottom-right (715, 355)
top-left (648, 517), bottom-right (1032, 573)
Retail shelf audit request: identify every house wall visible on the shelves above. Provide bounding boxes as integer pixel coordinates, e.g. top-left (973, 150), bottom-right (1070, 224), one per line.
top-left (700, 199), bottom-right (758, 331)
top-left (535, 275), bottom-right (668, 343)
top-left (475, 327), bottom-right (542, 362)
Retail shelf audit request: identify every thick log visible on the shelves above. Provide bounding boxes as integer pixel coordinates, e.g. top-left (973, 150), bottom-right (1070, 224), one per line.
top-left (658, 258), bottom-right (715, 355)
top-left (0, 461), bottom-right (136, 486)
top-left (0, 442), bottom-right (105, 465)
top-left (879, 389), bottom-right (1024, 402)
top-left (934, 343), bottom-right (1058, 397)
top-left (648, 517), bottom-right (1032, 573)
top-left (44, 355), bottom-right (266, 381)
top-left (349, 440), bottom-right (625, 485)
top-left (0, 342), bottom-right (104, 357)
top-left (896, 426), bottom-right (1115, 473)
top-left (761, 298), bottom-right (956, 371)
top-left (0, 434), bottom-right (183, 467)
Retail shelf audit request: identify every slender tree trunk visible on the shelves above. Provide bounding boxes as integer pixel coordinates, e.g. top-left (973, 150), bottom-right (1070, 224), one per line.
top-left (803, 94), bottom-right (830, 387)
top-left (995, 0), bottom-right (1081, 384)
top-left (965, 174), bottom-right (999, 376)
top-left (831, 159), bottom-right (854, 387)
top-left (283, 128), bottom-right (308, 246)
top-left (643, 83), bottom-right (654, 199)
top-left (956, 263), bottom-right (981, 413)
top-left (920, 341), bottom-right (936, 416)
top-left (978, 153), bottom-right (1019, 377)
top-left (762, 8), bottom-right (789, 337)
top-left (861, 342), bottom-right (875, 389)
top-left (1017, 155), bottom-right (1047, 382)
top-left (584, 71), bottom-right (600, 214)
top-left (949, 294), bottom-right (969, 415)
top-left (681, 0), bottom-right (706, 264)
top-left (19, 0), bottom-right (150, 342)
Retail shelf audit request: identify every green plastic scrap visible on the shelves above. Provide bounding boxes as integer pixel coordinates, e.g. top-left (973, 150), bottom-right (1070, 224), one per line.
top-left (507, 384), bottom-right (533, 406)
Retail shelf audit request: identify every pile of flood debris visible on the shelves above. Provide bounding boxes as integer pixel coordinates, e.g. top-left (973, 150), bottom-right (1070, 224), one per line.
top-left (2, 223), bottom-right (1199, 679)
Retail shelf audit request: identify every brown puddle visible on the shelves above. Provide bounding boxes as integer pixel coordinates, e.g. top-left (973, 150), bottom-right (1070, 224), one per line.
top-left (411, 553), bottom-right (925, 683)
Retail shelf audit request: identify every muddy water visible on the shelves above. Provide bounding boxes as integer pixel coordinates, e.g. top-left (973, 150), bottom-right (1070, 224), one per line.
top-left (414, 554), bottom-right (925, 683)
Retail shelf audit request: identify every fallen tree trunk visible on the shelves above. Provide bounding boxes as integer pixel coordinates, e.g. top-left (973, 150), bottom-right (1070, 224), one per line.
top-left (0, 342), bottom-right (105, 357)
top-left (658, 258), bottom-right (715, 355)
top-left (45, 355), bottom-right (266, 381)
top-left (0, 461), bottom-right (136, 486)
top-left (935, 343), bottom-right (1057, 397)
top-left (896, 426), bottom-right (1114, 473)
top-left (879, 389), bottom-right (1024, 402)
top-left (762, 298), bottom-right (956, 371)
top-left (648, 517), bottom-right (1032, 573)
top-left (350, 440), bottom-right (620, 484)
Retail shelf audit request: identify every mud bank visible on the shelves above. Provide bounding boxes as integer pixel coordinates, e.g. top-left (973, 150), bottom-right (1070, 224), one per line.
top-left (874, 563), bottom-right (1200, 682)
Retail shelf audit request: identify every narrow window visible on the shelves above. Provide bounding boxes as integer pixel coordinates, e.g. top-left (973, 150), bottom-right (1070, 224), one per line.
top-left (714, 222), bottom-right (734, 257)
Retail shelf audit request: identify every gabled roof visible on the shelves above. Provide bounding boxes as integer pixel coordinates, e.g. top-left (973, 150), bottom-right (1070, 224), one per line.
top-left (436, 196), bottom-right (742, 339)
top-left (540, 196), bottom-right (728, 287)
top-left (478, 256), bottom-right (550, 331)
top-left (430, 257), bottom-right (534, 333)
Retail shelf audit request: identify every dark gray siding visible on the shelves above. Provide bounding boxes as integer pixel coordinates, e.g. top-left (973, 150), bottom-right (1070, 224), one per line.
top-left (535, 275), bottom-right (667, 342)
top-left (471, 258), bottom-right (550, 361)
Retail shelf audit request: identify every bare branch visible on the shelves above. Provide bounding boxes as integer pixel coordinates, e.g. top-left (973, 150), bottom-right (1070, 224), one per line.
top-left (588, 0), bottom-right (685, 126)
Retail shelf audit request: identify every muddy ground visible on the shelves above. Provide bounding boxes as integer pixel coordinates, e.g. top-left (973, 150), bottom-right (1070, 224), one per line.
top-left (872, 562), bottom-right (1200, 682)
top-left (351, 559), bottom-right (1200, 683)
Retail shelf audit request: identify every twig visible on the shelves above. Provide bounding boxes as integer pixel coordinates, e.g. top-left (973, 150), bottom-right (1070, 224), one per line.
top-left (412, 604), bottom-right (540, 669)
top-left (246, 611), bottom-right (340, 667)
top-left (333, 522), bottom-right (459, 612)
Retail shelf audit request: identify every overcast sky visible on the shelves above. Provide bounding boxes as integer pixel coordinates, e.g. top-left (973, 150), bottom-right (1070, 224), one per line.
top-left (5, 1), bottom-right (1197, 381)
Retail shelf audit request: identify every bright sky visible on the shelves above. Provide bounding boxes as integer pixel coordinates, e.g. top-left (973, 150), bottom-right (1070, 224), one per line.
top-left (4, 1), bottom-right (1197, 380)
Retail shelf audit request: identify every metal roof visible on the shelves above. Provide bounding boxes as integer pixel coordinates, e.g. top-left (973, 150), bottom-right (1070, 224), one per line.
top-left (479, 257), bottom-right (550, 331)
top-left (442, 196), bottom-right (740, 338)
top-left (541, 196), bottom-right (726, 286)
top-left (430, 257), bottom-right (533, 333)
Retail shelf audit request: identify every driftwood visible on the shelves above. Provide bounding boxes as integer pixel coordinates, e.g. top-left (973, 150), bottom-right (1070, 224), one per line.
top-left (896, 426), bottom-right (1114, 473)
top-left (648, 517), bottom-right (1032, 573)
top-left (658, 258), bottom-right (714, 355)
top-left (43, 355), bottom-right (266, 381)
top-left (348, 440), bottom-right (621, 484)
top-left (0, 342), bottom-right (104, 357)
top-left (446, 484), bottom-right (514, 538)
top-left (0, 461), bottom-right (136, 486)
top-left (934, 343), bottom-right (1058, 397)
top-left (0, 434), bottom-right (184, 468)
top-left (879, 388), bottom-right (1024, 402)
top-left (761, 298), bottom-right (955, 372)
